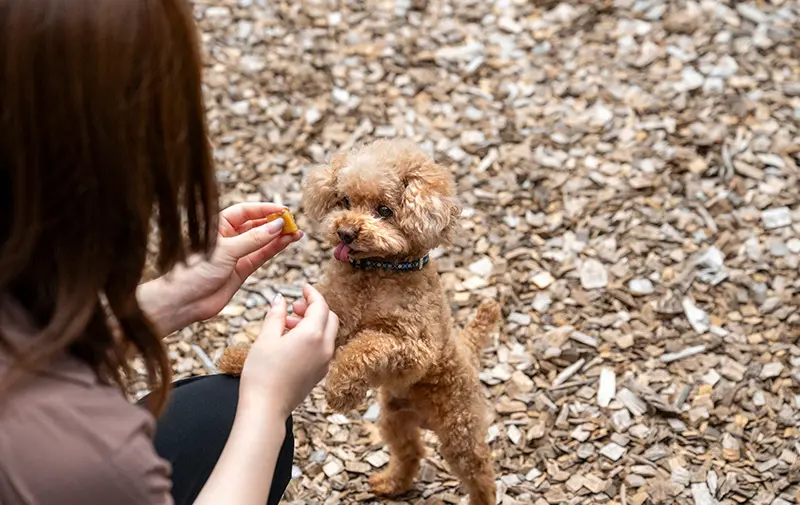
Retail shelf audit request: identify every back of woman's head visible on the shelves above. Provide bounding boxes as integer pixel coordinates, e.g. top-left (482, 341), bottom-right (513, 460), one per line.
top-left (0, 0), bottom-right (218, 412)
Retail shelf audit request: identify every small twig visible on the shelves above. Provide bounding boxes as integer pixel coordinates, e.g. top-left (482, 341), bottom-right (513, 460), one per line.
top-left (661, 345), bottom-right (707, 364)
top-left (675, 384), bottom-right (693, 410)
top-left (548, 376), bottom-right (598, 392)
top-left (551, 358), bottom-right (586, 388)
top-left (688, 201), bottom-right (718, 238)
top-left (581, 356), bottom-right (603, 372)
top-left (672, 264), bottom-right (698, 295)
top-left (536, 393), bottom-right (558, 411)
top-left (192, 344), bottom-right (218, 374)
top-left (721, 141), bottom-right (735, 181)
top-left (629, 454), bottom-right (669, 477)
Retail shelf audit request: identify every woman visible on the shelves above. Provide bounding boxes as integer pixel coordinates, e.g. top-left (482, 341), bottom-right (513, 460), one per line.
top-left (0, 1), bottom-right (337, 505)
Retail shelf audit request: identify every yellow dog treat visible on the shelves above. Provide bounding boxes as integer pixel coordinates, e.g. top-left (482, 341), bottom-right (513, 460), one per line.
top-left (266, 209), bottom-right (299, 234)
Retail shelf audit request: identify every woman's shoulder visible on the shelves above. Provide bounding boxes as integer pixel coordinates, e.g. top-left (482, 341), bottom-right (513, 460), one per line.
top-left (0, 356), bottom-right (173, 505)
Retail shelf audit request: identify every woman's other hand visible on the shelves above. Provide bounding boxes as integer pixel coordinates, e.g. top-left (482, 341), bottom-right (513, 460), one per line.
top-left (138, 202), bottom-right (302, 335)
top-left (239, 284), bottom-right (338, 417)
top-left (194, 284), bottom-right (336, 505)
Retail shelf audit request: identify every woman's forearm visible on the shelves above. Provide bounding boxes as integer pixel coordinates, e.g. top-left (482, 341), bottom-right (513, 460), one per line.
top-left (192, 399), bottom-right (286, 505)
top-left (136, 277), bottom-right (193, 336)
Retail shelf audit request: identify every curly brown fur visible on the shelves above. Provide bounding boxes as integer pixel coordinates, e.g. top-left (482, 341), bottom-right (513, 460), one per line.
top-left (302, 139), bottom-right (500, 505)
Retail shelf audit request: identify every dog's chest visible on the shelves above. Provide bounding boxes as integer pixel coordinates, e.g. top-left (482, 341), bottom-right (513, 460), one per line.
top-left (344, 286), bottom-right (405, 338)
top-left (318, 271), bottom-right (413, 340)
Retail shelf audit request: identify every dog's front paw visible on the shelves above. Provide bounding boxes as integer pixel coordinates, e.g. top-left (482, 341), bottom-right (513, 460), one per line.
top-left (325, 386), bottom-right (363, 413)
top-left (325, 371), bottom-right (365, 412)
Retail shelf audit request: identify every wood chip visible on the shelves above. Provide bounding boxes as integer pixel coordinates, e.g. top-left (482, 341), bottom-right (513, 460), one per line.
top-left (600, 443), bottom-right (627, 462)
top-left (323, 459), bottom-right (344, 477)
top-left (365, 451), bottom-right (389, 468)
top-left (597, 368), bottom-right (616, 407)
top-left (691, 483), bottom-right (718, 505)
top-left (617, 388), bottom-right (648, 417)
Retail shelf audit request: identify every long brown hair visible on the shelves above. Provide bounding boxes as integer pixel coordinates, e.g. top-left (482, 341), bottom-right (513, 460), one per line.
top-left (0, 0), bottom-right (218, 414)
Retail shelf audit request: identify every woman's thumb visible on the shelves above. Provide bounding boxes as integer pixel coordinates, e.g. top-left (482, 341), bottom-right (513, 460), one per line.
top-left (258, 293), bottom-right (287, 341)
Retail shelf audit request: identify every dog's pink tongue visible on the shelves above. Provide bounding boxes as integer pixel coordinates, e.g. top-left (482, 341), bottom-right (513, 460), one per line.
top-left (333, 243), bottom-right (351, 262)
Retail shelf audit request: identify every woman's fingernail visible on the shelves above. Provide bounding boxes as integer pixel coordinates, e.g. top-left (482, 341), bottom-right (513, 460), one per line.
top-left (266, 218), bottom-right (285, 233)
top-left (271, 293), bottom-right (284, 306)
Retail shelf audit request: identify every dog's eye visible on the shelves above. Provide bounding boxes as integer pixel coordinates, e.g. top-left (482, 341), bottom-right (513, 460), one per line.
top-left (377, 205), bottom-right (393, 219)
top-left (342, 196), bottom-right (350, 210)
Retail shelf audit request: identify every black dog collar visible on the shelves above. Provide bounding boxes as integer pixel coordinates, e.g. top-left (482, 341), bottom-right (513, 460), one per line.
top-left (349, 254), bottom-right (430, 272)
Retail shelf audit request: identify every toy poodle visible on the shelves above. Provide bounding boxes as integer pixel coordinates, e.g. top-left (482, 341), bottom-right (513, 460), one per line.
top-left (218, 139), bottom-right (500, 504)
top-left (301, 139), bottom-right (500, 505)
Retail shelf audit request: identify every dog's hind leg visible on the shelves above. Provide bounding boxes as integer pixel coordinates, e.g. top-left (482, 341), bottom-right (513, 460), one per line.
top-left (369, 392), bottom-right (425, 496)
top-left (433, 410), bottom-right (496, 505)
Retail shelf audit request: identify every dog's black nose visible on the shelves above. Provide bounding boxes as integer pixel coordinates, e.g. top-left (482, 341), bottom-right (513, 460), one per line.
top-left (337, 227), bottom-right (359, 244)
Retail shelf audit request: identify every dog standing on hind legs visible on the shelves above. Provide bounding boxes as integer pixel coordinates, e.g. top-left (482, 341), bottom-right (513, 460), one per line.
top-left (218, 139), bottom-right (500, 504)
top-left (301, 139), bottom-right (500, 505)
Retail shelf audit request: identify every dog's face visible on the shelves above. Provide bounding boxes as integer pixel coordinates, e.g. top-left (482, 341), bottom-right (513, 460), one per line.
top-left (302, 140), bottom-right (461, 262)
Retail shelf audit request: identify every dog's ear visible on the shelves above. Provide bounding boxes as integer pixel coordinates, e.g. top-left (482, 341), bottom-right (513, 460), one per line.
top-left (400, 160), bottom-right (461, 247)
top-left (301, 153), bottom-right (346, 221)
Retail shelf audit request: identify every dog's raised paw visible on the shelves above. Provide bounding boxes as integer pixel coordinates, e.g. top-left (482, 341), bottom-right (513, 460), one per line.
top-left (325, 387), bottom-right (362, 413)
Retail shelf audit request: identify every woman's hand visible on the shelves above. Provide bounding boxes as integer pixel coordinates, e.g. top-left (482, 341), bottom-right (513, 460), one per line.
top-left (193, 284), bottom-right (336, 505)
top-left (240, 284), bottom-right (338, 417)
top-left (138, 202), bottom-right (302, 336)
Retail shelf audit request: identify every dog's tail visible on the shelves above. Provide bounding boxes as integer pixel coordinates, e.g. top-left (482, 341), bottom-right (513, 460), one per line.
top-left (461, 299), bottom-right (501, 360)
top-left (216, 345), bottom-right (249, 376)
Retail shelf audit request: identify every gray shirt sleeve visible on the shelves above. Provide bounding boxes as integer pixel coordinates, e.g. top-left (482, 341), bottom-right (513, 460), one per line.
top-left (0, 358), bottom-right (174, 505)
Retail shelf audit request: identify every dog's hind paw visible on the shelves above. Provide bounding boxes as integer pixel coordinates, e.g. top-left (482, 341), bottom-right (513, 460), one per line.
top-left (370, 470), bottom-right (414, 496)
